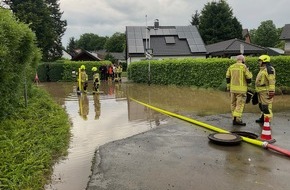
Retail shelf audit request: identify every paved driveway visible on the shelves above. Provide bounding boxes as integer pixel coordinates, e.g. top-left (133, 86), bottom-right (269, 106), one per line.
top-left (87, 112), bottom-right (290, 190)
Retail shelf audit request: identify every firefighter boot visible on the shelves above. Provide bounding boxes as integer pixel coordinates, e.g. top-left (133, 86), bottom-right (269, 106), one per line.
top-left (233, 117), bottom-right (246, 126)
top-left (255, 114), bottom-right (264, 123)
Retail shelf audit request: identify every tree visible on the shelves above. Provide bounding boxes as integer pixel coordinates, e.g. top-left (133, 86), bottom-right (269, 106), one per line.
top-left (190, 10), bottom-right (200, 26)
top-left (104, 32), bottom-right (126, 52)
top-left (0, 8), bottom-right (41, 118)
top-left (66, 37), bottom-right (77, 56)
top-left (2, 0), bottom-right (67, 61)
top-left (251, 20), bottom-right (279, 47)
top-left (198, 0), bottom-right (243, 45)
top-left (76, 33), bottom-right (107, 51)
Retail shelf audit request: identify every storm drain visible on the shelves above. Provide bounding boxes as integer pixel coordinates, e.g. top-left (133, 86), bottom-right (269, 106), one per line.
top-left (208, 131), bottom-right (258, 146)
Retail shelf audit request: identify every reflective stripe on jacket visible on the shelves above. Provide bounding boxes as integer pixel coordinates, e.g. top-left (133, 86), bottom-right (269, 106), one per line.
top-left (226, 62), bottom-right (252, 93)
top-left (255, 65), bottom-right (275, 92)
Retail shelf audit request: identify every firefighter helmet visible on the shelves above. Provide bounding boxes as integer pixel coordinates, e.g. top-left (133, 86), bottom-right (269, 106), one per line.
top-left (92, 67), bottom-right (97, 71)
top-left (258, 55), bottom-right (270, 63)
top-left (80, 65), bottom-right (86, 70)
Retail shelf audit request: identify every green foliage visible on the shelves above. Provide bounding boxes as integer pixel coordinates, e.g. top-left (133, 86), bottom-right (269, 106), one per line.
top-left (37, 60), bottom-right (112, 82)
top-left (251, 20), bottom-right (279, 47)
top-left (198, 0), bottom-right (243, 45)
top-left (104, 32), bottom-right (126, 52)
top-left (190, 10), bottom-right (200, 26)
top-left (76, 33), bottom-right (108, 51)
top-left (66, 37), bottom-right (77, 56)
top-left (0, 8), bottom-right (41, 119)
top-left (128, 56), bottom-right (290, 90)
top-left (0, 87), bottom-right (70, 190)
top-left (3, 0), bottom-right (67, 61)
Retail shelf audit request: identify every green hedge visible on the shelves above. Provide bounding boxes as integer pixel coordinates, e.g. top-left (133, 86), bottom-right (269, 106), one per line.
top-left (37, 60), bottom-right (112, 82)
top-left (0, 8), bottom-right (41, 119)
top-left (127, 56), bottom-right (290, 89)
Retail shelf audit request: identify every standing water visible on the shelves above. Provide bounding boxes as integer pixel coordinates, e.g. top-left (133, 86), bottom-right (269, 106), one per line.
top-left (42, 81), bottom-right (290, 190)
top-left (43, 81), bottom-right (166, 190)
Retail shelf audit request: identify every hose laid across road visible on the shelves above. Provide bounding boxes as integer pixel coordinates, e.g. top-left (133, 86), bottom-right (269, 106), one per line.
top-left (130, 97), bottom-right (290, 158)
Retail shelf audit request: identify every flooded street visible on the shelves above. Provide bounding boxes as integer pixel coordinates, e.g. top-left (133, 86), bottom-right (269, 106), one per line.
top-left (41, 81), bottom-right (290, 190)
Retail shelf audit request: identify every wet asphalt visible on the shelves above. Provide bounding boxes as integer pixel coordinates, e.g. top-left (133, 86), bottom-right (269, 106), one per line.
top-left (87, 112), bottom-right (290, 190)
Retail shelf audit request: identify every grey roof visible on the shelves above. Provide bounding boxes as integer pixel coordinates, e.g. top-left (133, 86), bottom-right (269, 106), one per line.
top-left (206, 38), bottom-right (266, 56)
top-left (71, 50), bottom-right (102, 61)
top-left (266, 47), bottom-right (285, 55)
top-left (110, 52), bottom-right (125, 60)
top-left (126, 25), bottom-right (206, 56)
top-left (62, 50), bottom-right (72, 59)
top-left (280, 24), bottom-right (290, 40)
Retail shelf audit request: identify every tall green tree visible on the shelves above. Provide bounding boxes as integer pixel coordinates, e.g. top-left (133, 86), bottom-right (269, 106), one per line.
top-left (198, 0), bottom-right (242, 45)
top-left (66, 37), bottom-right (77, 56)
top-left (104, 32), bottom-right (126, 52)
top-left (2, 0), bottom-right (67, 61)
top-left (190, 10), bottom-right (200, 26)
top-left (76, 33), bottom-right (107, 51)
top-left (251, 20), bottom-right (279, 47)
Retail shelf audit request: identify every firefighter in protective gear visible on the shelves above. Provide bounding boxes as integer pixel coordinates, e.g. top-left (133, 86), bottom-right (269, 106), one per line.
top-left (255, 55), bottom-right (276, 123)
top-left (92, 67), bottom-right (100, 94)
top-left (226, 55), bottom-right (252, 126)
top-left (77, 65), bottom-right (88, 94)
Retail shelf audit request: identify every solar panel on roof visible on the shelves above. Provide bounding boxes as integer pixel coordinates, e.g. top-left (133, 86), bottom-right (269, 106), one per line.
top-left (177, 32), bottom-right (186, 39)
top-left (169, 29), bottom-right (177, 35)
top-left (163, 29), bottom-right (170, 35)
top-left (135, 33), bottom-right (142, 39)
top-left (136, 46), bottom-right (144, 53)
top-left (184, 32), bottom-right (192, 38)
top-left (187, 39), bottom-right (195, 45)
top-left (127, 27), bottom-right (134, 32)
top-left (135, 39), bottom-right (143, 46)
top-left (189, 45), bottom-right (199, 52)
top-left (194, 38), bottom-right (203, 45)
top-left (156, 29), bottom-right (163, 35)
top-left (197, 45), bottom-right (206, 52)
top-left (128, 39), bottom-right (135, 46)
top-left (183, 27), bottom-right (190, 32)
top-left (128, 46), bottom-right (136, 53)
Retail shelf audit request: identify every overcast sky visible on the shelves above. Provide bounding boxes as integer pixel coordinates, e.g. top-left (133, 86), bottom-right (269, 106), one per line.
top-left (59, 0), bottom-right (289, 47)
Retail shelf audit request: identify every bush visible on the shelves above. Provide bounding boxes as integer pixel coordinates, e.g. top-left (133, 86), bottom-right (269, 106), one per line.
top-left (127, 56), bottom-right (290, 92)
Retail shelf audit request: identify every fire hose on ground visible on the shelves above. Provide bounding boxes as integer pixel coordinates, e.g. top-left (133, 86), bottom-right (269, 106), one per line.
top-left (130, 97), bottom-right (290, 158)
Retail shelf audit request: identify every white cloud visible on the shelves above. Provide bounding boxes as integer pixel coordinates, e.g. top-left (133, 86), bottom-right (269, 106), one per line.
top-left (60, 0), bottom-right (289, 47)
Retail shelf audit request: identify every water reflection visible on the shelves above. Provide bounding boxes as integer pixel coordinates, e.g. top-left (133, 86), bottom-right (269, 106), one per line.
top-left (93, 94), bottom-right (101, 120)
top-left (78, 94), bottom-right (89, 120)
top-left (40, 81), bottom-right (290, 190)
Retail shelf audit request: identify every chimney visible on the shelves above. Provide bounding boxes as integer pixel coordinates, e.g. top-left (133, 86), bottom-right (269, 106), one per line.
top-left (154, 19), bottom-right (159, 30)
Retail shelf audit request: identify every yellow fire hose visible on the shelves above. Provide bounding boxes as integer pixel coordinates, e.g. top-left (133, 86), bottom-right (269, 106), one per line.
top-left (130, 98), bottom-right (290, 157)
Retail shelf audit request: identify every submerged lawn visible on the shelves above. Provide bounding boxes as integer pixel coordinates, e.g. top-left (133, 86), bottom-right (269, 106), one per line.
top-left (0, 87), bottom-right (71, 190)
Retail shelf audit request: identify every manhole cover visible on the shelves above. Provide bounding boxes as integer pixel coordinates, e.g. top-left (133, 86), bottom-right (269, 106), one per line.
top-left (208, 133), bottom-right (242, 146)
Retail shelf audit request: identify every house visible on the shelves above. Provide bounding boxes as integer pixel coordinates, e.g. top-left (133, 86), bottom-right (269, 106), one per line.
top-left (280, 24), bottom-right (290, 55)
top-left (110, 52), bottom-right (126, 64)
top-left (206, 38), bottom-right (267, 58)
top-left (62, 50), bottom-right (72, 60)
top-left (266, 47), bottom-right (285, 56)
top-left (126, 20), bottom-right (207, 64)
top-left (95, 50), bottom-right (126, 65)
top-left (71, 50), bottom-right (102, 61)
